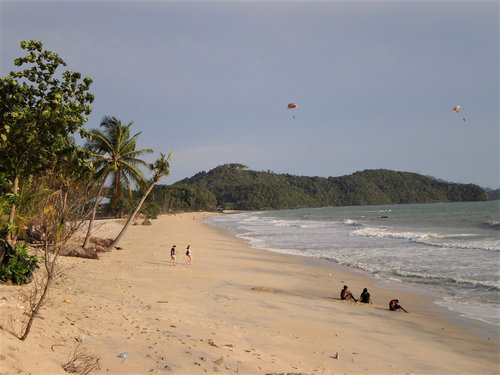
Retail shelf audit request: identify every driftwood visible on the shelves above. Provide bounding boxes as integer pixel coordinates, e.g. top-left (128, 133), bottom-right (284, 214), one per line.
top-left (61, 237), bottom-right (114, 259)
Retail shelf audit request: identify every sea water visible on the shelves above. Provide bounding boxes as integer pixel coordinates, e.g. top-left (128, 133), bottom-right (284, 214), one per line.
top-left (204, 201), bottom-right (500, 326)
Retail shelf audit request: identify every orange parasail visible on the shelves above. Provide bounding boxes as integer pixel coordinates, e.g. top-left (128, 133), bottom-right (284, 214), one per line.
top-left (452, 105), bottom-right (461, 113)
top-left (287, 103), bottom-right (298, 109)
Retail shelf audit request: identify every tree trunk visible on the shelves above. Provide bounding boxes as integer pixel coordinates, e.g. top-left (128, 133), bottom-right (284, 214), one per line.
top-left (83, 176), bottom-right (108, 249)
top-left (107, 179), bottom-right (157, 251)
top-left (111, 170), bottom-right (121, 213)
top-left (7, 174), bottom-right (19, 246)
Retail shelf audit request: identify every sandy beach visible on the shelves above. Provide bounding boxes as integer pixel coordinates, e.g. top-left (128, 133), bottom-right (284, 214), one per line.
top-left (0, 212), bottom-right (498, 374)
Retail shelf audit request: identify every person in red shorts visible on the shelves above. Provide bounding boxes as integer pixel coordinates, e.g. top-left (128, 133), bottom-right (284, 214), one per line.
top-left (389, 299), bottom-right (408, 312)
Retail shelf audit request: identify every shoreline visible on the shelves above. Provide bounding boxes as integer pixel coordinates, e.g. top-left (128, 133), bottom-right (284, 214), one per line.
top-left (206, 210), bottom-right (500, 342)
top-left (1, 212), bottom-right (498, 374)
top-left (293, 253), bottom-right (498, 342)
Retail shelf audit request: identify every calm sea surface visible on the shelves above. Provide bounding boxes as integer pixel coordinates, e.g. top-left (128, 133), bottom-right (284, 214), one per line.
top-left (204, 201), bottom-right (500, 326)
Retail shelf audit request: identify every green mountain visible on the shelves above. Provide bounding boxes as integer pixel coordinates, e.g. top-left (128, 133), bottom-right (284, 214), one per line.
top-left (485, 188), bottom-right (500, 201)
top-left (174, 164), bottom-right (488, 210)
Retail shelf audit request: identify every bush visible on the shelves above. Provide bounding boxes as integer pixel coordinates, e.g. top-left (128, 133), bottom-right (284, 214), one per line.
top-left (139, 201), bottom-right (161, 219)
top-left (0, 240), bottom-right (39, 285)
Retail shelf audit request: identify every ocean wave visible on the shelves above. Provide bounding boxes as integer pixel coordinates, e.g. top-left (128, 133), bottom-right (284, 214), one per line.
top-left (342, 219), bottom-right (363, 227)
top-left (271, 219), bottom-right (293, 227)
top-left (393, 270), bottom-right (500, 291)
top-left (267, 218), bottom-right (335, 230)
top-left (480, 221), bottom-right (500, 230)
top-left (352, 226), bottom-right (500, 252)
top-left (241, 217), bottom-right (260, 223)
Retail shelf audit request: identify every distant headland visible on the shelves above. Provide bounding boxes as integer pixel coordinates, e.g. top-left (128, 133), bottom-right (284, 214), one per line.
top-left (162, 163), bottom-right (494, 211)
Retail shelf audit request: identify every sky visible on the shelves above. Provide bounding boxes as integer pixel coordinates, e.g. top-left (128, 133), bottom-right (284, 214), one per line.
top-left (1, 0), bottom-right (499, 188)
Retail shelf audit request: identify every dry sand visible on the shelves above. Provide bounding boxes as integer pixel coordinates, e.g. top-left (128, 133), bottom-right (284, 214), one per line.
top-left (0, 212), bottom-right (498, 374)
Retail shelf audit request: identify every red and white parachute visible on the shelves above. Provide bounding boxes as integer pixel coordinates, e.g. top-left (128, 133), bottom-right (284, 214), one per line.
top-left (287, 103), bottom-right (298, 119)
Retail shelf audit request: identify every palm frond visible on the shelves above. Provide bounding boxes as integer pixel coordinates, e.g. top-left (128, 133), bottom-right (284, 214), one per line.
top-left (83, 115), bottom-right (154, 212)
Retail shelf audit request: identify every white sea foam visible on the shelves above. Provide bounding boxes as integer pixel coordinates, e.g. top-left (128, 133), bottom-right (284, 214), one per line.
top-left (393, 269), bottom-right (500, 290)
top-left (342, 219), bottom-right (362, 226)
top-left (352, 226), bottom-right (500, 252)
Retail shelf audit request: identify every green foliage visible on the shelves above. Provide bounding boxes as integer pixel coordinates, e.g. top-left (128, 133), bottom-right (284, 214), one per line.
top-left (0, 40), bottom-right (94, 242)
top-left (137, 153), bottom-right (174, 218)
top-left (140, 201), bottom-right (162, 219)
top-left (85, 116), bottom-right (153, 214)
top-left (100, 197), bottom-right (134, 217)
top-left (141, 185), bottom-right (217, 213)
top-left (0, 40), bottom-right (94, 186)
top-left (149, 152), bottom-right (173, 183)
top-left (0, 195), bottom-right (10, 234)
top-left (175, 165), bottom-right (488, 210)
top-left (0, 240), bottom-right (38, 285)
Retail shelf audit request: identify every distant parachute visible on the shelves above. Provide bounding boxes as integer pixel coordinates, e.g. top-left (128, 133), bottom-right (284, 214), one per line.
top-left (452, 105), bottom-right (467, 122)
top-left (287, 103), bottom-right (298, 119)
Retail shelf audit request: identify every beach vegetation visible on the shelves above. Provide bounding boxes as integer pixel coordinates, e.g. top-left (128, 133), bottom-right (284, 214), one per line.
top-left (14, 169), bottom-right (91, 340)
top-left (82, 116), bottom-right (153, 249)
top-left (0, 40), bottom-right (96, 341)
top-left (140, 184), bottom-right (218, 215)
top-left (0, 40), bottom-right (94, 247)
top-left (0, 240), bottom-right (38, 285)
top-left (95, 184), bottom-right (217, 218)
top-left (100, 196), bottom-right (134, 216)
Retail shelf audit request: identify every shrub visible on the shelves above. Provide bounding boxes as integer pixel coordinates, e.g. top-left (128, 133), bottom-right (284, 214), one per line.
top-left (0, 240), bottom-right (39, 285)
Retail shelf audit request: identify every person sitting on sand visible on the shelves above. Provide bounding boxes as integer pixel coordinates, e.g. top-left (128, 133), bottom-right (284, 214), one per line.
top-left (389, 299), bottom-right (408, 313)
top-left (359, 288), bottom-right (372, 304)
top-left (186, 244), bottom-right (192, 265)
top-left (170, 245), bottom-right (177, 266)
top-left (340, 285), bottom-right (357, 302)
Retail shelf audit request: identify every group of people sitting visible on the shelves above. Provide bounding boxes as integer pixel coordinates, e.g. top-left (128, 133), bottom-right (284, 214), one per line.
top-left (340, 285), bottom-right (408, 312)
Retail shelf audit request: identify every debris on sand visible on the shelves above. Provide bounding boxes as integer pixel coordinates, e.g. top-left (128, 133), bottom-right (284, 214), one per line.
top-left (208, 340), bottom-right (219, 347)
top-left (214, 356), bottom-right (223, 366)
top-left (251, 286), bottom-right (275, 293)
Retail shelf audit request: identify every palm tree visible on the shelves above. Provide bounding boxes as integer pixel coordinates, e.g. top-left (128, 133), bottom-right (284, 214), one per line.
top-left (108, 152), bottom-right (172, 251)
top-left (82, 116), bottom-right (153, 249)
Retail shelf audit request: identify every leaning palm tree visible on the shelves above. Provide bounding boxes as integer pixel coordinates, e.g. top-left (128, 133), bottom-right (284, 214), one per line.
top-left (108, 152), bottom-right (172, 251)
top-left (82, 116), bottom-right (153, 249)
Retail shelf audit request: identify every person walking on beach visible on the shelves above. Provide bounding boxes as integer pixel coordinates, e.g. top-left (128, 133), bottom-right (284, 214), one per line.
top-left (185, 244), bottom-right (192, 265)
top-left (359, 288), bottom-right (372, 304)
top-left (389, 299), bottom-right (408, 313)
top-left (340, 285), bottom-right (357, 302)
top-left (170, 245), bottom-right (177, 266)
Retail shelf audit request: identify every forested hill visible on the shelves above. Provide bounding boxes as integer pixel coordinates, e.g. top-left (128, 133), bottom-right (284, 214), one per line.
top-left (174, 164), bottom-right (488, 210)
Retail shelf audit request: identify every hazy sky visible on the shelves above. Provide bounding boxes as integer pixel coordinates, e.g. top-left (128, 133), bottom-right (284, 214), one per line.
top-left (1, 0), bottom-right (498, 188)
